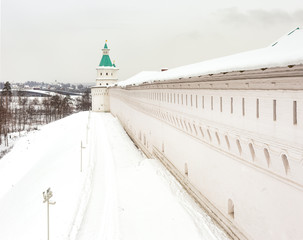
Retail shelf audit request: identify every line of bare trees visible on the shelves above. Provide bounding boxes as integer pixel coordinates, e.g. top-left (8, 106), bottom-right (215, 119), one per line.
top-left (0, 82), bottom-right (91, 146)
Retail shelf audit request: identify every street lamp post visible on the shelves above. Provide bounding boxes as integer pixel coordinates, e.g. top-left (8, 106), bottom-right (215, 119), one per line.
top-left (43, 188), bottom-right (56, 240)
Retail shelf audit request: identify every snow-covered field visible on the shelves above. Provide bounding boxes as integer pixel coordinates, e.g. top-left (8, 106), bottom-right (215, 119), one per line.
top-left (0, 111), bottom-right (230, 240)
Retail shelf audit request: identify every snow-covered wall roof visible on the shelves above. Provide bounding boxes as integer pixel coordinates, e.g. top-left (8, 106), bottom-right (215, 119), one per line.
top-left (118, 27), bottom-right (303, 87)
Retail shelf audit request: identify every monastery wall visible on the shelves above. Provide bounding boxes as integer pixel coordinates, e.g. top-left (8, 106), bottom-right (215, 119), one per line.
top-left (109, 65), bottom-right (303, 240)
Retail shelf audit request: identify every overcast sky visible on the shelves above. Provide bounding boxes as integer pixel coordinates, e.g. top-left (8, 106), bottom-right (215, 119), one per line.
top-left (1, 0), bottom-right (303, 84)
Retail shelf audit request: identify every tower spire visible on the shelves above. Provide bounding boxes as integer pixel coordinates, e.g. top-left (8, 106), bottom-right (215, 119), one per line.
top-left (99, 40), bottom-right (112, 67)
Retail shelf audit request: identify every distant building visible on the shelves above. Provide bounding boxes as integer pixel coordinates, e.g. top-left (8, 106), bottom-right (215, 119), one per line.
top-left (91, 41), bottom-right (118, 112)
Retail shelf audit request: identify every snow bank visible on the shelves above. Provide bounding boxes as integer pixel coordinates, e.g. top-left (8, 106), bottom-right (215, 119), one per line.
top-left (0, 112), bottom-right (230, 240)
top-left (0, 112), bottom-right (90, 240)
top-left (118, 27), bottom-right (303, 87)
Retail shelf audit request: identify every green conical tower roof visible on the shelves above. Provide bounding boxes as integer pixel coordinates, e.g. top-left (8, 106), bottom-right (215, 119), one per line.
top-left (99, 41), bottom-right (113, 67)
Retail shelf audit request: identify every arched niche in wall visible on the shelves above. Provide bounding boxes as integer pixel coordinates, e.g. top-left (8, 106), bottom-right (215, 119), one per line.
top-left (225, 135), bottom-right (230, 150)
top-left (215, 131), bottom-right (220, 145)
top-left (199, 126), bottom-right (204, 138)
top-left (249, 142), bottom-right (256, 161)
top-left (184, 163), bottom-right (188, 177)
top-left (281, 153), bottom-right (290, 175)
top-left (236, 139), bottom-right (242, 155)
top-left (263, 148), bottom-right (270, 167)
top-left (207, 129), bottom-right (212, 142)
top-left (228, 199), bottom-right (235, 219)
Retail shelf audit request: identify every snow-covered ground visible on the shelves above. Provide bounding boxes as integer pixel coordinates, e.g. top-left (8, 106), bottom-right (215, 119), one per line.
top-left (0, 111), bottom-right (230, 240)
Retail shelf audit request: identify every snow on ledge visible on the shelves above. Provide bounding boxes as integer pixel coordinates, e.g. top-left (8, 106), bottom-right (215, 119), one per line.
top-left (118, 27), bottom-right (303, 87)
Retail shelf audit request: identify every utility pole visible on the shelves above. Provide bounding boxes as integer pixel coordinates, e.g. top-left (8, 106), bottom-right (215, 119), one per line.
top-left (43, 188), bottom-right (56, 240)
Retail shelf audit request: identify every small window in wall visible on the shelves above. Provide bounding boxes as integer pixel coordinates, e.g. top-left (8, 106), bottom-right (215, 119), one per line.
top-left (242, 98), bottom-right (245, 116)
top-left (281, 154), bottom-right (290, 175)
top-left (264, 148), bottom-right (270, 167)
top-left (231, 97), bottom-right (233, 114)
top-left (293, 101), bottom-right (297, 125)
top-left (220, 97), bottom-right (222, 112)
top-left (186, 95), bottom-right (188, 106)
top-left (211, 96), bottom-right (213, 110)
top-left (106, 83), bottom-right (108, 85)
top-left (202, 96), bottom-right (205, 109)
top-left (249, 143), bottom-right (256, 161)
top-left (191, 95), bottom-right (193, 107)
top-left (106, 73), bottom-right (108, 76)
top-left (100, 73), bottom-right (102, 76)
top-left (225, 135), bottom-right (230, 150)
top-left (100, 83), bottom-right (102, 86)
top-left (181, 94), bottom-right (184, 105)
top-left (196, 95), bottom-right (198, 108)
top-left (184, 163), bottom-right (188, 176)
top-left (228, 199), bottom-right (234, 219)
top-left (111, 73), bottom-right (113, 76)
top-left (174, 93), bottom-right (176, 103)
top-left (177, 94), bottom-right (180, 104)
top-left (256, 98), bottom-right (259, 118)
top-left (273, 100), bottom-right (277, 121)
top-left (236, 139), bottom-right (242, 155)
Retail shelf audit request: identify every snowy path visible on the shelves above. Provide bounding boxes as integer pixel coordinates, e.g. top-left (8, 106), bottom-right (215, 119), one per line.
top-left (75, 112), bottom-right (230, 240)
top-left (76, 113), bottom-right (119, 239)
top-left (0, 112), bottom-right (230, 240)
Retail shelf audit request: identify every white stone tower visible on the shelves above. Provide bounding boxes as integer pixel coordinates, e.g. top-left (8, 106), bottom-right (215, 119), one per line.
top-left (91, 41), bottom-right (119, 112)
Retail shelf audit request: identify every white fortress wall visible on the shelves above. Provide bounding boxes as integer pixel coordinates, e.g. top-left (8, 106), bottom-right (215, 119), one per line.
top-left (109, 66), bottom-right (303, 240)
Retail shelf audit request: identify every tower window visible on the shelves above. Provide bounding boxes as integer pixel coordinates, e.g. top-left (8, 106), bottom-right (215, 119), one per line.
top-left (106, 73), bottom-right (108, 76)
top-left (100, 73), bottom-right (102, 76)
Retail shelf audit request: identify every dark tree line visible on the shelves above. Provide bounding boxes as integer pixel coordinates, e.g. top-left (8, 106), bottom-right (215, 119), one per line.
top-left (0, 82), bottom-right (91, 146)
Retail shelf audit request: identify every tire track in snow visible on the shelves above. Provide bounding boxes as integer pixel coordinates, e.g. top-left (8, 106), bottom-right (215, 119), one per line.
top-left (74, 113), bottom-right (119, 240)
